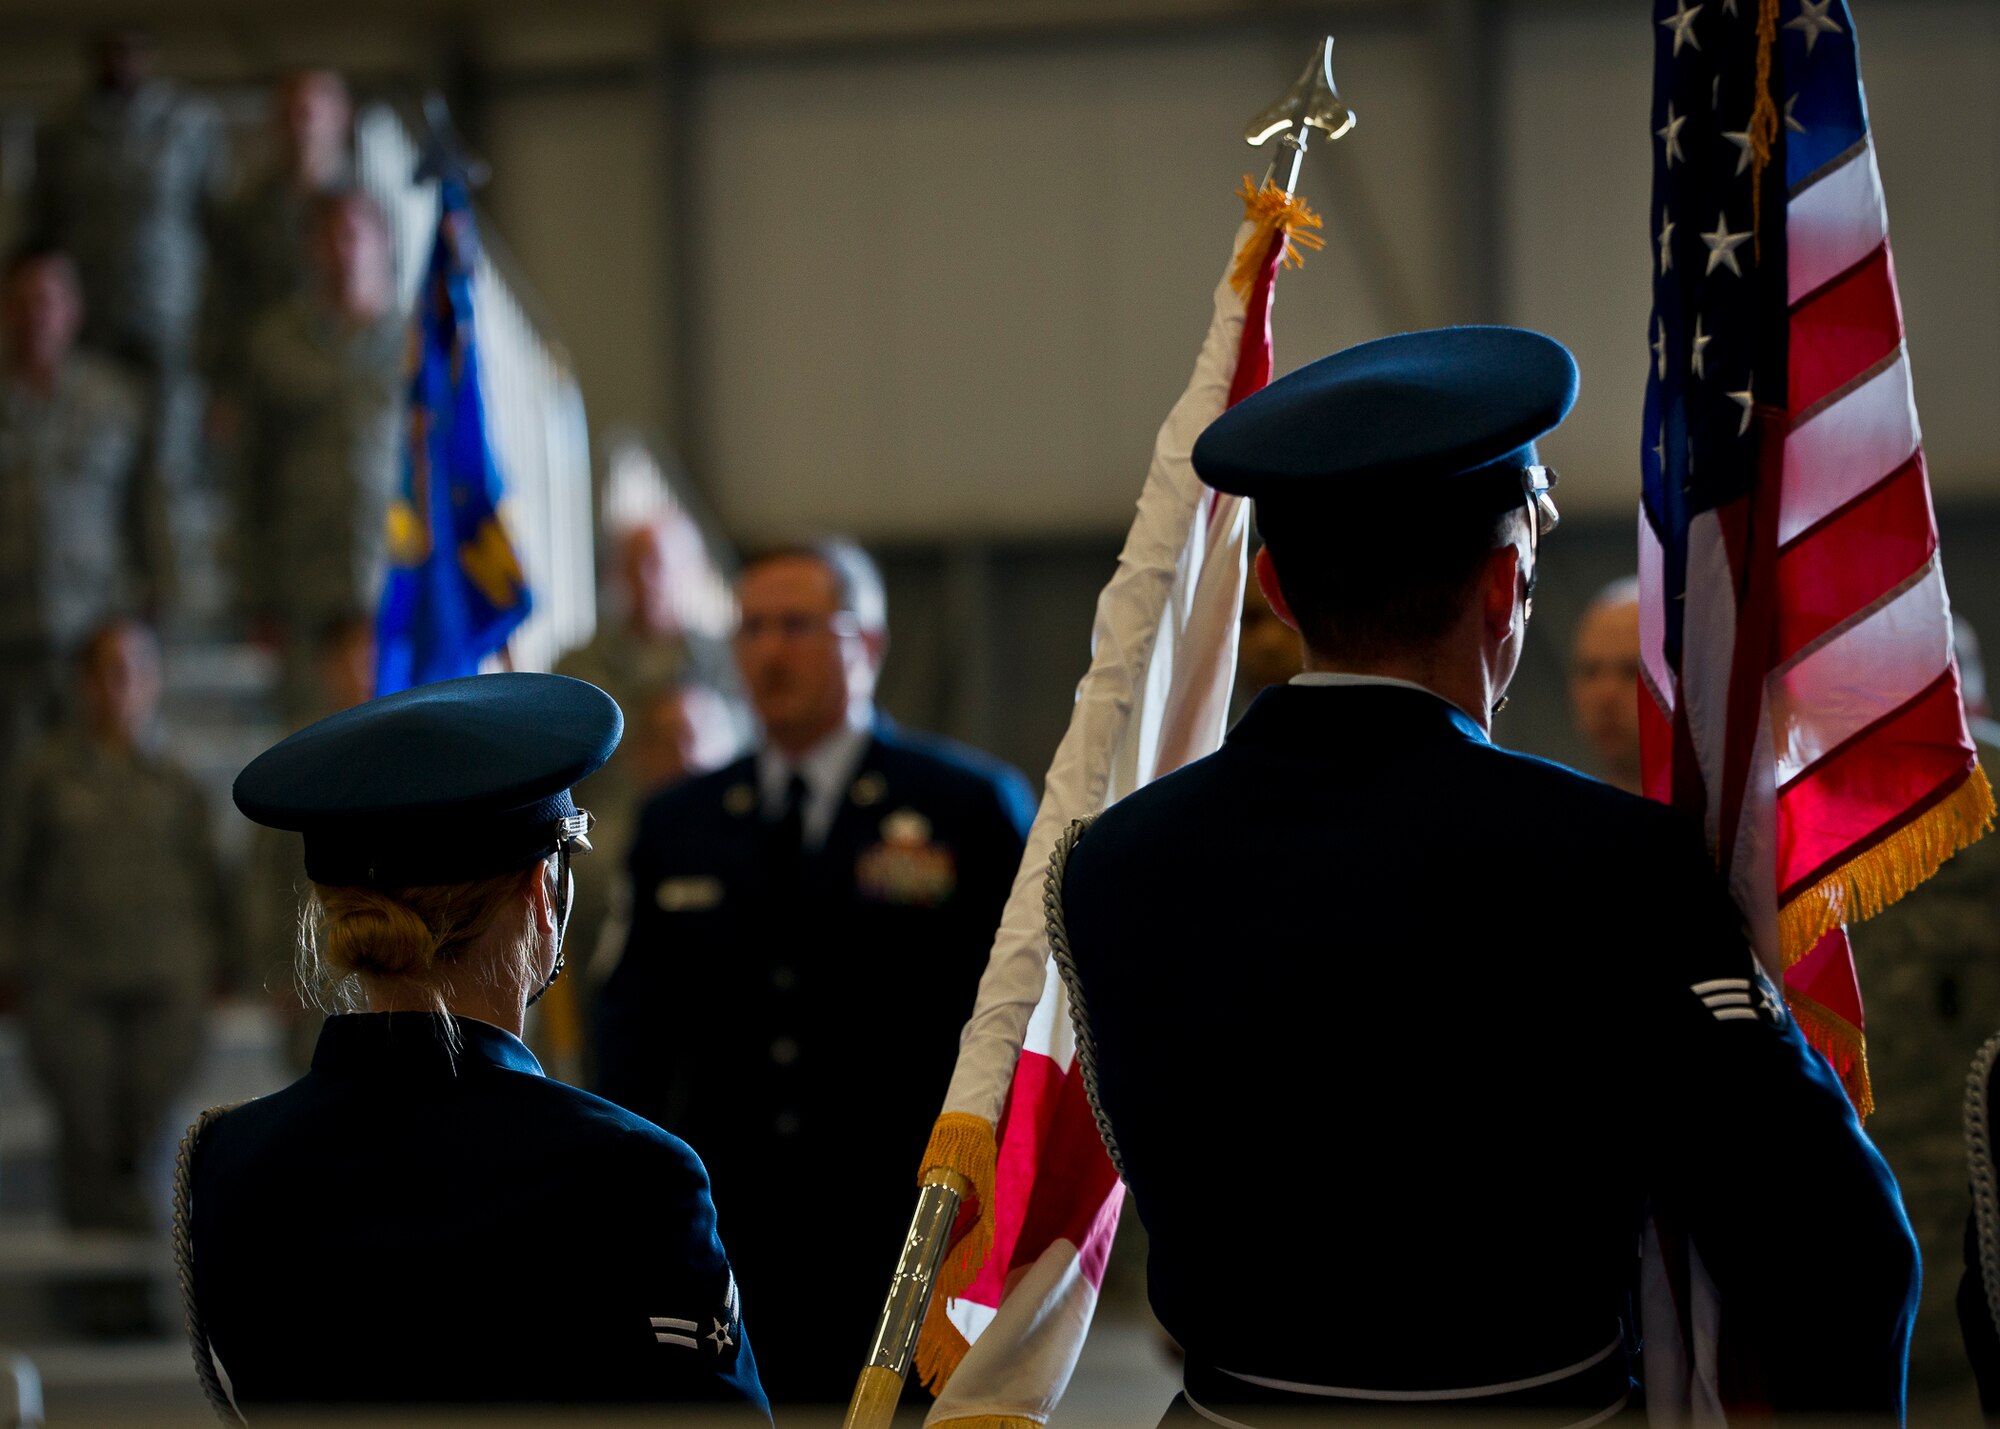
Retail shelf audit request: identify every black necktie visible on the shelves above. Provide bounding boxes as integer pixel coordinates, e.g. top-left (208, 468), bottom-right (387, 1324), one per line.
top-left (771, 773), bottom-right (809, 874)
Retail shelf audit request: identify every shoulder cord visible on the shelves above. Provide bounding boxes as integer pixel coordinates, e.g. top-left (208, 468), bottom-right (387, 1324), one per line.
top-left (1044, 816), bottom-right (1125, 1181)
top-left (1966, 1032), bottom-right (2000, 1344)
top-left (172, 1105), bottom-right (247, 1426)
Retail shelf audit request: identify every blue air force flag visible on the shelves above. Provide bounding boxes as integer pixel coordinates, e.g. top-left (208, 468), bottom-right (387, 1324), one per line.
top-left (375, 177), bottom-right (532, 695)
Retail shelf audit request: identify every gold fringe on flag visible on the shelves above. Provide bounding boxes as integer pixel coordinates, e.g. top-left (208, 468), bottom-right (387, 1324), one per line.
top-left (914, 1280), bottom-right (971, 1393)
top-left (1778, 765), bottom-right (1996, 965)
top-left (1230, 177), bottom-right (1324, 301)
top-left (929, 1418), bottom-right (1037, 1429)
top-left (1786, 984), bottom-right (1876, 1120)
top-left (912, 1111), bottom-right (997, 1392)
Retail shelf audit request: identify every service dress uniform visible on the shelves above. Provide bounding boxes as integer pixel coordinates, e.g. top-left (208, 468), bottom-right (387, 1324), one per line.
top-left (182, 674), bottom-right (770, 1418)
top-left (595, 718), bottom-right (1033, 1402)
top-left (0, 352), bottom-right (166, 770)
top-left (1056, 328), bottom-right (1918, 1425)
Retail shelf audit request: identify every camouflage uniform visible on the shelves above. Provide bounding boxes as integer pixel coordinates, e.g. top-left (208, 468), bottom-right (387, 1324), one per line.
top-left (240, 295), bottom-right (403, 715)
top-left (1853, 823), bottom-right (2000, 1395)
top-left (0, 352), bottom-right (166, 773)
top-left (0, 729), bottom-right (230, 1231)
top-left (201, 161), bottom-right (351, 401)
top-left (33, 81), bottom-right (231, 613)
top-left (31, 81), bottom-right (228, 376)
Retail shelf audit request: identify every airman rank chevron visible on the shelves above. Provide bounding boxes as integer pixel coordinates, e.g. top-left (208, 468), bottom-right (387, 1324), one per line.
top-left (1692, 975), bottom-right (1785, 1028)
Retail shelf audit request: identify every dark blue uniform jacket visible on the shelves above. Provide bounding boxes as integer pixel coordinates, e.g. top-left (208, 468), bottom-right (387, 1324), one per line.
top-left (1062, 684), bottom-right (1918, 1417)
top-left (191, 1013), bottom-right (769, 1416)
top-left (594, 720), bottom-right (1032, 1401)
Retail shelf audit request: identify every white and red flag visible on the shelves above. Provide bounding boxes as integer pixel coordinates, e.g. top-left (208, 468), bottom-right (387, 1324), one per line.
top-left (905, 181), bottom-right (1320, 1427)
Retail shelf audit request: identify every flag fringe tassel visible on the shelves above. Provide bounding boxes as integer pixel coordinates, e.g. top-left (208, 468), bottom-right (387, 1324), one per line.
top-left (1785, 984), bottom-right (1876, 1120)
top-left (914, 1286), bottom-right (972, 1393)
top-left (1229, 177), bottom-right (1323, 300)
top-left (913, 1111), bottom-right (997, 1392)
top-left (928, 1417), bottom-right (1040, 1429)
top-left (1779, 765), bottom-right (1995, 963)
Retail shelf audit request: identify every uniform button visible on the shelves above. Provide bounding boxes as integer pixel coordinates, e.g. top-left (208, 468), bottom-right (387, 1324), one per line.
top-left (775, 1112), bottom-right (800, 1136)
top-left (770, 1036), bottom-right (800, 1066)
top-left (772, 966), bottom-right (798, 992)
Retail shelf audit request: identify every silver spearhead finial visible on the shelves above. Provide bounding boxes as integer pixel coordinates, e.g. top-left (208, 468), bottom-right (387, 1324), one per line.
top-left (1244, 36), bottom-right (1356, 195)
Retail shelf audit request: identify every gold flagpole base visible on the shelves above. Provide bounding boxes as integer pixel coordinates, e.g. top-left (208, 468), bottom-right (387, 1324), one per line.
top-left (842, 1364), bottom-right (907, 1429)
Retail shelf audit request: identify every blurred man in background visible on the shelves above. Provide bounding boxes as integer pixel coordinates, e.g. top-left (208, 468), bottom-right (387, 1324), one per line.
top-left (204, 69), bottom-right (356, 452)
top-left (0, 620), bottom-right (229, 1332)
top-left (1855, 619), bottom-right (2000, 1404)
top-left (31, 30), bottom-right (228, 606)
top-left (0, 243), bottom-right (167, 776)
top-left (556, 516), bottom-right (742, 979)
top-left (1569, 576), bottom-right (1643, 795)
top-left (239, 189), bottom-right (403, 720)
top-left (594, 537), bottom-right (1033, 1405)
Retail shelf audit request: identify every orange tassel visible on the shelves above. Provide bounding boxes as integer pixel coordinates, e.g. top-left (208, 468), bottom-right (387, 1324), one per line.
top-left (1229, 177), bottom-right (1324, 301)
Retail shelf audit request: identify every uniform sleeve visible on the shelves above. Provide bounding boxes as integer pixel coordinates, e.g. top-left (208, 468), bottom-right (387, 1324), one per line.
top-left (1635, 818), bottom-right (1918, 1416)
top-left (606, 1137), bottom-right (771, 1419)
top-left (116, 375), bottom-right (175, 621)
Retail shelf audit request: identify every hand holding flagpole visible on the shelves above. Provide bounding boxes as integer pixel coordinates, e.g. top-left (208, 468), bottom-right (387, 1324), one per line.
top-left (841, 39), bottom-right (1353, 1429)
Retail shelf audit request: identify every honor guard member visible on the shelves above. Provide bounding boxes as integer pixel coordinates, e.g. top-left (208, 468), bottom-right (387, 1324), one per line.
top-left (181, 674), bottom-right (769, 1419)
top-left (1053, 328), bottom-right (1918, 1425)
top-left (594, 539), bottom-right (1033, 1404)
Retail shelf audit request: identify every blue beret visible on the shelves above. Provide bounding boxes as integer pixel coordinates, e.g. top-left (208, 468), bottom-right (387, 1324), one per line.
top-left (234, 673), bottom-right (622, 887)
top-left (1191, 326), bottom-right (1578, 502)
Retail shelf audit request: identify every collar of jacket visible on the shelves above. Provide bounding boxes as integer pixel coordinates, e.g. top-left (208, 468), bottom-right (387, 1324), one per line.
top-left (309, 1011), bottom-right (544, 1080)
top-left (1227, 681), bottom-right (1491, 757)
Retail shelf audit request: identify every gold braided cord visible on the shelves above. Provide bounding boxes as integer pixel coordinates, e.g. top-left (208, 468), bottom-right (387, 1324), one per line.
top-left (1748, 0), bottom-right (1782, 259)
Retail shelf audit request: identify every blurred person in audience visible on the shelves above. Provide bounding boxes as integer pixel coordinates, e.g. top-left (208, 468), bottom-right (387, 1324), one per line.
top-left (0, 242), bottom-right (169, 776)
top-left (31, 29), bottom-right (228, 565)
top-left (594, 537), bottom-right (1032, 1405)
top-left (202, 69), bottom-right (355, 458)
top-left (1860, 620), bottom-right (2000, 1402)
top-left (1232, 542), bottom-right (1301, 720)
top-left (0, 620), bottom-right (228, 1332)
top-left (189, 674), bottom-right (768, 1416)
top-left (556, 517), bottom-right (742, 977)
top-left (239, 189), bottom-right (402, 720)
top-left (238, 613), bottom-right (377, 1070)
top-left (1569, 576), bottom-right (1643, 795)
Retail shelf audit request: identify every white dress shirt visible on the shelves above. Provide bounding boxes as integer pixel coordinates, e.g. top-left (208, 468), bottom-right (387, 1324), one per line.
top-left (755, 711), bottom-right (874, 852)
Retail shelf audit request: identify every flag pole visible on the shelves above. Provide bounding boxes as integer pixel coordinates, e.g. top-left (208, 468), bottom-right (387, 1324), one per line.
top-left (838, 41), bottom-right (1350, 1429)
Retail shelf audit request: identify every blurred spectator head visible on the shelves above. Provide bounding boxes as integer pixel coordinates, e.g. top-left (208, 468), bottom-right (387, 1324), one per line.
top-left (276, 68), bottom-right (352, 181)
top-left (613, 517), bottom-right (702, 636)
top-left (628, 680), bottom-right (739, 796)
top-left (314, 613), bottom-right (377, 714)
top-left (734, 538), bottom-right (886, 757)
top-left (2, 242), bottom-right (84, 379)
top-left (1238, 545), bottom-right (1301, 694)
top-left (309, 189), bottom-right (394, 320)
top-left (78, 617), bottom-right (163, 749)
top-left (1569, 576), bottom-right (1643, 794)
top-left (91, 28), bottom-right (155, 97)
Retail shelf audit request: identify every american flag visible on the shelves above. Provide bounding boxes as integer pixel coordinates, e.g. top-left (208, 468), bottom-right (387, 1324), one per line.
top-left (1638, 0), bottom-right (1992, 1114)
